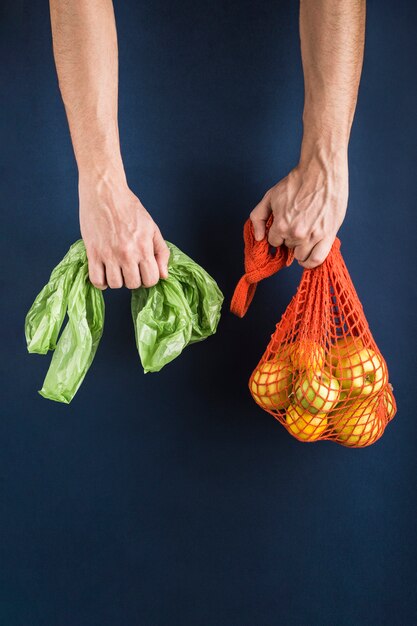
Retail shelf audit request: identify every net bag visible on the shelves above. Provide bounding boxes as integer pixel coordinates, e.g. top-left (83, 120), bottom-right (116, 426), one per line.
top-left (231, 219), bottom-right (396, 447)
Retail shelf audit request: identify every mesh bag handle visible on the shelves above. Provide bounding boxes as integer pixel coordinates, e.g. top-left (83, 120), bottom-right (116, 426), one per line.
top-left (230, 217), bottom-right (294, 317)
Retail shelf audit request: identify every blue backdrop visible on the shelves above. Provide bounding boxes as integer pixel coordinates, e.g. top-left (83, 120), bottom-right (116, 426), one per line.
top-left (1, 1), bottom-right (416, 624)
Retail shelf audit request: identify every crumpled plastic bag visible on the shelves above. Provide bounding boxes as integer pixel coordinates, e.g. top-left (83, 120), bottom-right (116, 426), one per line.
top-left (131, 242), bottom-right (223, 372)
top-left (25, 239), bottom-right (223, 402)
top-left (25, 240), bottom-right (105, 403)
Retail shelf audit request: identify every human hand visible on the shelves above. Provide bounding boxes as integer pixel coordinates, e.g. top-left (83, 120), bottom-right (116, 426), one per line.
top-left (250, 146), bottom-right (348, 268)
top-left (79, 172), bottom-right (170, 289)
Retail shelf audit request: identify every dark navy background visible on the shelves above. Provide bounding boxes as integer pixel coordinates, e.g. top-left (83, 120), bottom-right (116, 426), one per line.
top-left (1, 1), bottom-right (416, 624)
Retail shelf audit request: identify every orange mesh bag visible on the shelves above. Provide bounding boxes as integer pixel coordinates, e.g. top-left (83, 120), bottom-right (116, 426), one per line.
top-left (231, 219), bottom-right (396, 447)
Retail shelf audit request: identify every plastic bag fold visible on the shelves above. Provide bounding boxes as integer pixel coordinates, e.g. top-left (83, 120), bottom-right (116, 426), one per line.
top-left (131, 242), bottom-right (223, 372)
top-left (25, 240), bottom-right (105, 403)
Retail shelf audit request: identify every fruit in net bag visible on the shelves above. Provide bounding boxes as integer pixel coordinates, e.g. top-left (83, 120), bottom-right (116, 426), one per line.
top-left (230, 218), bottom-right (396, 447)
top-left (289, 340), bottom-right (326, 372)
top-left (285, 404), bottom-right (328, 442)
top-left (329, 396), bottom-right (382, 447)
top-left (251, 359), bottom-right (293, 410)
top-left (384, 384), bottom-right (396, 421)
top-left (331, 337), bottom-right (387, 399)
top-left (294, 369), bottom-right (340, 414)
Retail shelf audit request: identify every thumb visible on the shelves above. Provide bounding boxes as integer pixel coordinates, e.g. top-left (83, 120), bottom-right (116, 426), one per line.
top-left (250, 194), bottom-right (271, 241)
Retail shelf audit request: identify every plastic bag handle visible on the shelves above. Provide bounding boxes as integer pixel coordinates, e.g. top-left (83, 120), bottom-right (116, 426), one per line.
top-left (230, 216), bottom-right (294, 318)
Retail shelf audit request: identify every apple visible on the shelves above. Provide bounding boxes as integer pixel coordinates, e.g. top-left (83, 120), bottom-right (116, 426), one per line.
top-left (334, 346), bottom-right (387, 398)
top-left (286, 404), bottom-right (328, 442)
top-left (250, 360), bottom-right (292, 410)
top-left (273, 343), bottom-right (293, 360)
top-left (294, 370), bottom-right (340, 414)
top-left (289, 340), bottom-right (326, 372)
top-left (330, 397), bottom-right (382, 447)
top-left (383, 384), bottom-right (396, 421)
top-left (330, 336), bottom-right (364, 368)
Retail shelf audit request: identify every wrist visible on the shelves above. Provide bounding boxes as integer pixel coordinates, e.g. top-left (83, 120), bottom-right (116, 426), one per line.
top-left (299, 133), bottom-right (348, 170)
top-left (301, 103), bottom-right (351, 159)
top-left (69, 115), bottom-right (125, 179)
top-left (78, 157), bottom-right (127, 187)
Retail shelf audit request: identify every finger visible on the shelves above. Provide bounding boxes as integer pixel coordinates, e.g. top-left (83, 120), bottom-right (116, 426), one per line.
top-left (87, 258), bottom-right (107, 290)
top-left (153, 230), bottom-right (170, 279)
top-left (122, 263), bottom-right (141, 290)
top-left (293, 236), bottom-right (320, 263)
top-left (298, 237), bottom-right (334, 269)
top-left (267, 224), bottom-right (285, 248)
top-left (284, 224), bottom-right (310, 249)
top-left (105, 261), bottom-right (124, 289)
top-left (139, 240), bottom-right (159, 287)
top-left (283, 238), bottom-right (303, 249)
top-left (139, 258), bottom-right (159, 287)
top-left (250, 194), bottom-right (271, 241)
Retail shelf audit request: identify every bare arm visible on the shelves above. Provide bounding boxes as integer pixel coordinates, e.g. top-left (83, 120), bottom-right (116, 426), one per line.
top-left (250, 0), bottom-right (366, 268)
top-left (49, 0), bottom-right (169, 289)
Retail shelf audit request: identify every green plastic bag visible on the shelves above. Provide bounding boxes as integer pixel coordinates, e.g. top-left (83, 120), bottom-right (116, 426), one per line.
top-left (131, 242), bottom-right (224, 372)
top-left (25, 240), bottom-right (105, 403)
top-left (26, 239), bottom-right (223, 402)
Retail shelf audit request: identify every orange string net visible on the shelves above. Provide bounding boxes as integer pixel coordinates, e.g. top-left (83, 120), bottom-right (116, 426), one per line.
top-left (231, 219), bottom-right (396, 447)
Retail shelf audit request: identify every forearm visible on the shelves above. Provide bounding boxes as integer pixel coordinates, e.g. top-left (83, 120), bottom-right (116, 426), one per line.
top-left (250, 0), bottom-right (365, 266)
top-left (299, 0), bottom-right (366, 158)
top-left (49, 0), bottom-right (169, 289)
top-left (49, 0), bottom-right (124, 178)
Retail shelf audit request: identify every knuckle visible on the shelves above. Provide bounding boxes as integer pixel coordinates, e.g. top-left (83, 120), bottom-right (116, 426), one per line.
top-left (269, 221), bottom-right (283, 236)
top-left (313, 228), bottom-right (324, 240)
top-left (99, 246), bottom-right (112, 261)
top-left (117, 247), bottom-right (129, 262)
top-left (308, 255), bottom-right (324, 267)
top-left (140, 252), bottom-right (155, 265)
top-left (88, 269), bottom-right (105, 290)
top-left (159, 250), bottom-right (170, 264)
top-left (268, 234), bottom-right (281, 247)
top-left (90, 276), bottom-right (102, 286)
top-left (108, 278), bottom-right (123, 289)
top-left (290, 225), bottom-right (308, 240)
top-left (273, 220), bottom-right (286, 236)
top-left (142, 276), bottom-right (159, 288)
top-left (137, 243), bottom-right (151, 259)
top-left (85, 247), bottom-right (98, 263)
top-left (130, 198), bottom-right (143, 211)
top-left (117, 245), bottom-right (134, 263)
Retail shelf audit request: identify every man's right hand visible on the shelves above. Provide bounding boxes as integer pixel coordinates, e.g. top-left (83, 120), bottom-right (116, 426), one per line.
top-left (79, 173), bottom-right (170, 290)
